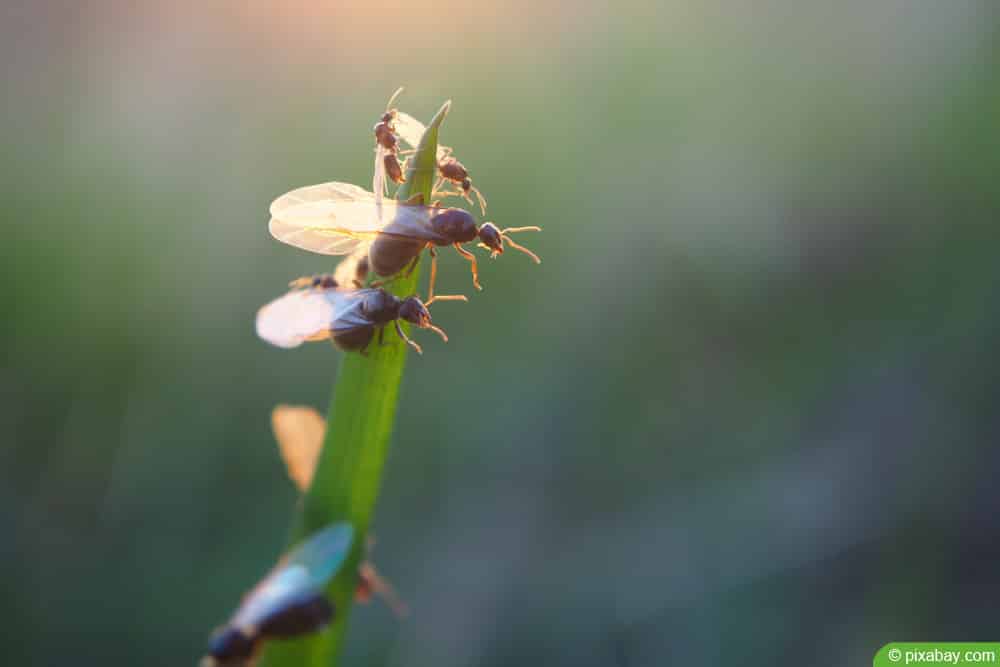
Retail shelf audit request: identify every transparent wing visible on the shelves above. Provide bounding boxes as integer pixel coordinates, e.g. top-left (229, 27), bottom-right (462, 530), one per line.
top-left (373, 144), bottom-right (387, 215)
top-left (269, 185), bottom-right (444, 256)
top-left (395, 111), bottom-right (449, 161)
top-left (230, 522), bottom-right (354, 631)
top-left (271, 405), bottom-right (325, 492)
top-left (270, 181), bottom-right (373, 216)
top-left (256, 288), bottom-right (368, 348)
top-left (270, 184), bottom-right (377, 256)
top-left (393, 111), bottom-right (425, 151)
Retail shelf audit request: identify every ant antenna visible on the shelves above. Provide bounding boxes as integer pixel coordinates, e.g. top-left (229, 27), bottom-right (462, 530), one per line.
top-left (468, 184), bottom-right (488, 215)
top-left (385, 86), bottom-right (404, 112)
top-left (502, 226), bottom-right (542, 263)
top-left (358, 561), bottom-right (410, 618)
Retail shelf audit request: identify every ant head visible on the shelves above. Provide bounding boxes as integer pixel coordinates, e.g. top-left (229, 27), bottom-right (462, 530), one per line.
top-left (478, 222), bottom-right (504, 257)
top-left (398, 297), bottom-right (432, 328)
top-left (207, 627), bottom-right (256, 662)
top-left (430, 208), bottom-right (478, 243)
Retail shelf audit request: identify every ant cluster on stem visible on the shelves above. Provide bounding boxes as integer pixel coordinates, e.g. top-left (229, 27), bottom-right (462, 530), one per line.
top-left (205, 90), bottom-right (543, 666)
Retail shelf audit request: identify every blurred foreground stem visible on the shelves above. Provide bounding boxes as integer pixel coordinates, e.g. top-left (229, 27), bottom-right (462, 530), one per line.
top-left (259, 99), bottom-right (450, 667)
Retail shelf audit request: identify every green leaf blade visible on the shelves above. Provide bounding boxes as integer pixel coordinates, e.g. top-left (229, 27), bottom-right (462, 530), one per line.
top-left (257, 99), bottom-right (450, 667)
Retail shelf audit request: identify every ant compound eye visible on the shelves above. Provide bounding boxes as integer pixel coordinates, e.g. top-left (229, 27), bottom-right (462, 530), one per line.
top-left (462, 178), bottom-right (472, 191)
top-left (398, 298), bottom-right (428, 325)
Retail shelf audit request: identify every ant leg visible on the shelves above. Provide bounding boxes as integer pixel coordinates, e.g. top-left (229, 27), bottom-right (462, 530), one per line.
top-left (471, 186), bottom-right (488, 215)
top-left (425, 248), bottom-right (467, 305)
top-left (378, 326), bottom-right (387, 347)
top-left (453, 243), bottom-right (483, 291)
top-left (394, 320), bottom-right (423, 355)
top-left (358, 561), bottom-right (409, 618)
top-left (432, 145), bottom-right (454, 162)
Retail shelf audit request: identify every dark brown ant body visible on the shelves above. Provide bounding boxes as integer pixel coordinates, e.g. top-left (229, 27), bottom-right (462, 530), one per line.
top-left (201, 523), bottom-right (352, 667)
top-left (373, 111), bottom-right (398, 153)
top-left (270, 173), bottom-right (541, 296)
top-left (373, 89), bottom-right (407, 196)
top-left (383, 153), bottom-right (405, 185)
top-left (204, 594), bottom-right (332, 666)
top-left (374, 115), bottom-right (405, 185)
top-left (269, 409), bottom-right (411, 619)
top-left (255, 285), bottom-right (461, 355)
top-left (329, 288), bottom-right (452, 355)
top-left (370, 204), bottom-right (540, 295)
top-left (393, 109), bottom-right (488, 214)
top-left (436, 156), bottom-right (487, 214)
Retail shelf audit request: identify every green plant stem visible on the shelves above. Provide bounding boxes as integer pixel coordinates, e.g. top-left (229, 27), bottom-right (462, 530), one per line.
top-left (258, 100), bottom-right (450, 667)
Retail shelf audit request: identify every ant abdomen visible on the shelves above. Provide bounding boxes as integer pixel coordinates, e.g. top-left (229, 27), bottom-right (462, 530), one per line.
top-left (383, 153), bottom-right (405, 184)
top-left (369, 235), bottom-right (426, 278)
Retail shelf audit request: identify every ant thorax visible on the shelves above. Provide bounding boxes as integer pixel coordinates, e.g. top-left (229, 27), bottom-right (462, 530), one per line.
top-left (438, 157), bottom-right (468, 181)
top-left (374, 122), bottom-right (397, 151)
top-left (429, 208), bottom-right (478, 244)
top-left (360, 289), bottom-right (400, 325)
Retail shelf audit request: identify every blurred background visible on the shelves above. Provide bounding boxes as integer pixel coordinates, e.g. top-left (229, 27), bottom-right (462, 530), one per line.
top-left (3, 0), bottom-right (999, 665)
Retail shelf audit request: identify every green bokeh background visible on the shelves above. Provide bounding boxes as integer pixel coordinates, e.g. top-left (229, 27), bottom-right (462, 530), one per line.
top-left (3, 2), bottom-right (999, 665)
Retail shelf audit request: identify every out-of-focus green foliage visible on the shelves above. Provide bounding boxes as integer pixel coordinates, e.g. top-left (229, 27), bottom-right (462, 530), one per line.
top-left (3, 3), bottom-right (1000, 667)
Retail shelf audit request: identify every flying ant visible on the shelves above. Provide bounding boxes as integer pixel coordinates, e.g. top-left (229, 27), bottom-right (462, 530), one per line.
top-left (271, 405), bottom-right (409, 617)
top-left (201, 522), bottom-right (353, 667)
top-left (255, 284), bottom-right (464, 355)
top-left (394, 110), bottom-right (488, 214)
top-left (269, 184), bottom-right (541, 294)
top-left (435, 154), bottom-right (487, 215)
top-left (373, 87), bottom-right (406, 207)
